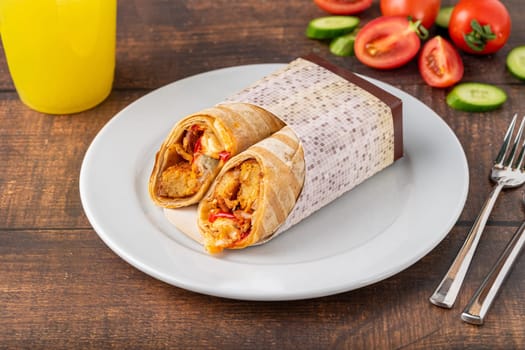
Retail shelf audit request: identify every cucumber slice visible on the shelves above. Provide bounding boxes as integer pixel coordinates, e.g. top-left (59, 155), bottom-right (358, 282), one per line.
top-left (306, 16), bottom-right (359, 40)
top-left (329, 31), bottom-right (358, 56)
top-left (506, 46), bottom-right (525, 80)
top-left (436, 6), bottom-right (454, 28)
top-left (446, 83), bottom-right (507, 112)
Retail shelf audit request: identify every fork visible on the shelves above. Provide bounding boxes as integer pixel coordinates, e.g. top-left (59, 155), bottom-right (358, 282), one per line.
top-left (430, 114), bottom-right (525, 309)
top-left (461, 195), bottom-right (525, 324)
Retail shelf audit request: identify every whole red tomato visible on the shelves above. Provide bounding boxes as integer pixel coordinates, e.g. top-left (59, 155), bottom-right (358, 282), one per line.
top-left (313, 0), bottom-right (373, 15)
top-left (380, 0), bottom-right (441, 30)
top-left (448, 0), bottom-right (511, 54)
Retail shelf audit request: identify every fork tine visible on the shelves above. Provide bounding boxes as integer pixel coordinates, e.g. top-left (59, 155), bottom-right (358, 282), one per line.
top-left (505, 116), bottom-right (525, 167)
top-left (495, 113), bottom-right (518, 166)
top-left (515, 141), bottom-right (525, 170)
top-left (515, 117), bottom-right (525, 169)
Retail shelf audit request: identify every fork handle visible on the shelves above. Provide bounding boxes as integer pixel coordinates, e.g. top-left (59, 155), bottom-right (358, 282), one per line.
top-left (429, 182), bottom-right (505, 308)
top-left (461, 220), bottom-right (525, 324)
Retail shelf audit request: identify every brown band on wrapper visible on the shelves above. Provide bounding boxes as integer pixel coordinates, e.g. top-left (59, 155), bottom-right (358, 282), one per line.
top-left (223, 55), bottom-right (403, 239)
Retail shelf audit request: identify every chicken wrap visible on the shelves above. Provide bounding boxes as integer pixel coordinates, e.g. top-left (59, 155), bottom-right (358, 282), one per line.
top-left (149, 103), bottom-right (285, 208)
top-left (197, 126), bottom-right (304, 253)
top-left (162, 55), bottom-right (403, 254)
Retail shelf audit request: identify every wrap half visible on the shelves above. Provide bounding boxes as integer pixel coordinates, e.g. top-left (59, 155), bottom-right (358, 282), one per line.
top-left (149, 103), bottom-right (285, 208)
top-left (197, 126), bottom-right (305, 253)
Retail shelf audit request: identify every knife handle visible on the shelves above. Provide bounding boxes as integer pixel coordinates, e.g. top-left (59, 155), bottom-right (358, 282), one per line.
top-left (461, 221), bottom-right (525, 325)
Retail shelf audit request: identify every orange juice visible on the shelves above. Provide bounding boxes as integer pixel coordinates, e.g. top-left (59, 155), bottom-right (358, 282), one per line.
top-left (0, 0), bottom-right (116, 114)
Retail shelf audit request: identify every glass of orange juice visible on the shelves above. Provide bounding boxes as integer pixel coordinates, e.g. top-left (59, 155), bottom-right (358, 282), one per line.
top-left (0, 0), bottom-right (116, 114)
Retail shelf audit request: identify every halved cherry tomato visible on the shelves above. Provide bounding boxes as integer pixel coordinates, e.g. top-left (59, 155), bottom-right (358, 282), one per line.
top-left (354, 16), bottom-right (421, 70)
top-left (313, 0), bottom-right (373, 15)
top-left (418, 36), bottom-right (464, 88)
top-left (448, 0), bottom-right (511, 55)
top-left (380, 0), bottom-right (441, 30)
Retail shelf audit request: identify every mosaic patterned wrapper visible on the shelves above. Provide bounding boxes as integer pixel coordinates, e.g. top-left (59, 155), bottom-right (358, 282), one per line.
top-left (223, 55), bottom-right (403, 238)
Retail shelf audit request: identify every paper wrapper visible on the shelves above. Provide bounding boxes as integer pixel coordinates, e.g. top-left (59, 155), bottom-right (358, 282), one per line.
top-left (222, 55), bottom-right (402, 237)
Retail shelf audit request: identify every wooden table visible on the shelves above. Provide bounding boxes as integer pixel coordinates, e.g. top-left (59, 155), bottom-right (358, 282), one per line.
top-left (2, 0), bottom-right (525, 348)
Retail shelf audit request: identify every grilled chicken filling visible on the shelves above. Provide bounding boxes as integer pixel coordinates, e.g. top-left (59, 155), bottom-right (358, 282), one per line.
top-left (207, 160), bottom-right (261, 248)
top-left (158, 125), bottom-right (228, 198)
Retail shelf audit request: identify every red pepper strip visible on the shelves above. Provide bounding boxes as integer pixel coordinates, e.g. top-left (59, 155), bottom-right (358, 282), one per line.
top-left (208, 211), bottom-right (236, 223)
top-left (193, 137), bottom-right (203, 155)
top-left (191, 136), bottom-right (203, 165)
top-left (219, 150), bottom-right (231, 162)
top-left (238, 230), bottom-right (251, 242)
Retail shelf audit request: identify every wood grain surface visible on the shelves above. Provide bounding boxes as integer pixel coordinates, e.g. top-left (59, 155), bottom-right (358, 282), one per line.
top-left (2, 0), bottom-right (525, 348)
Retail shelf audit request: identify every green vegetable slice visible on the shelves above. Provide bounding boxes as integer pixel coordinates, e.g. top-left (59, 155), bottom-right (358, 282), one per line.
top-left (329, 30), bottom-right (358, 56)
top-left (306, 16), bottom-right (360, 39)
top-left (436, 6), bottom-right (454, 28)
top-left (446, 83), bottom-right (507, 112)
top-left (506, 46), bottom-right (525, 80)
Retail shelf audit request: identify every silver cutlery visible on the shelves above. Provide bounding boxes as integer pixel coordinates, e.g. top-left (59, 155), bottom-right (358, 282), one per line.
top-left (461, 204), bottom-right (525, 325)
top-left (430, 114), bottom-right (525, 308)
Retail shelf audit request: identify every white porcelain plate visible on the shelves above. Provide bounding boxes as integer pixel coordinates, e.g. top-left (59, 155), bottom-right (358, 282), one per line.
top-left (79, 64), bottom-right (469, 301)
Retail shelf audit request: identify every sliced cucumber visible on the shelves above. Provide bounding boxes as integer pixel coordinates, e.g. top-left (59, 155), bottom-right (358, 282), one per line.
top-left (306, 16), bottom-right (359, 40)
top-left (506, 46), bottom-right (525, 80)
top-left (436, 6), bottom-right (454, 28)
top-left (329, 30), bottom-right (358, 56)
top-left (446, 83), bottom-right (507, 112)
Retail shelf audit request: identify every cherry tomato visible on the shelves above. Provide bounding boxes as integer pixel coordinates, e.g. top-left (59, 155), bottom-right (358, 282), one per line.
top-left (448, 0), bottom-right (511, 55)
top-left (380, 0), bottom-right (441, 30)
top-left (354, 16), bottom-right (421, 70)
top-left (418, 36), bottom-right (464, 88)
top-left (313, 0), bottom-right (373, 15)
